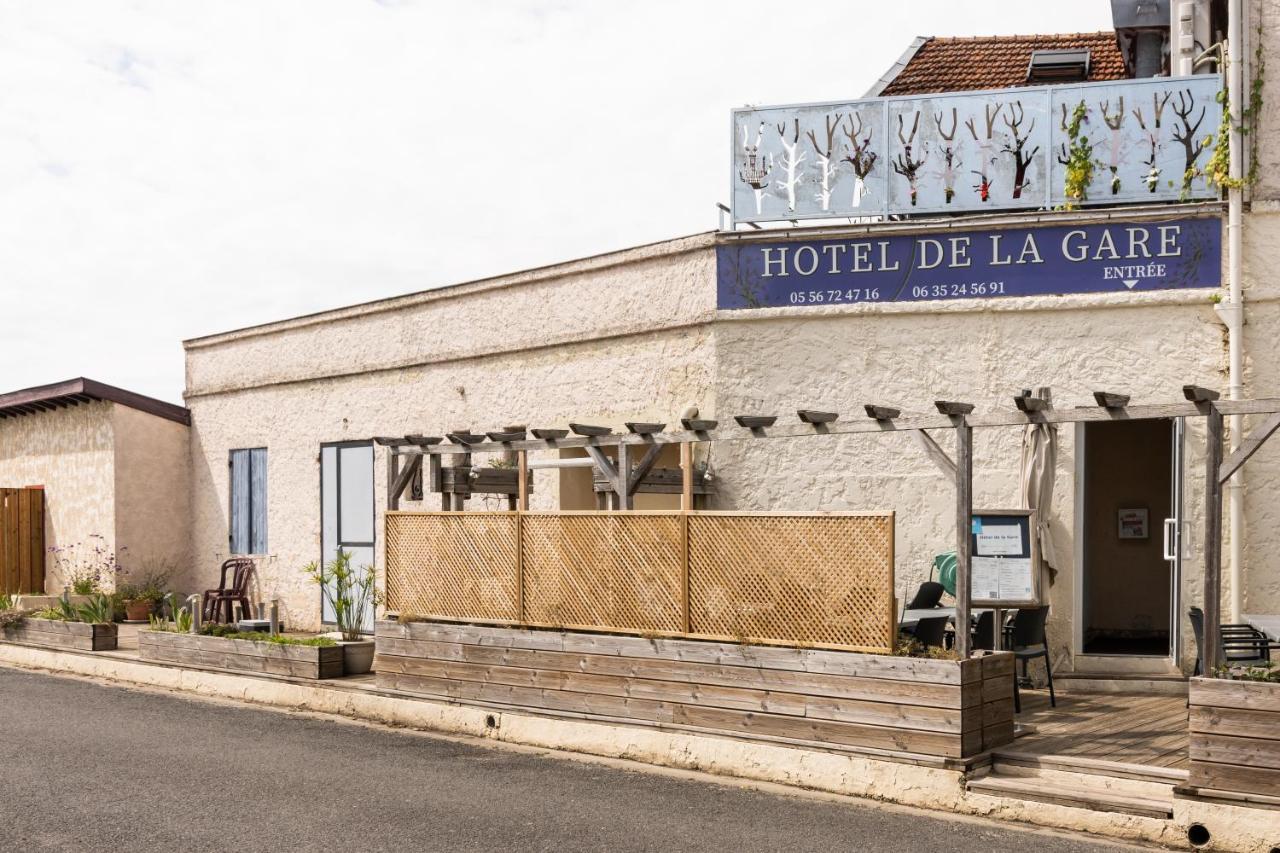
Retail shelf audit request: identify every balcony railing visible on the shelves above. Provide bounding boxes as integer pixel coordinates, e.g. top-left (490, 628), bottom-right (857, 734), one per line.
top-left (730, 75), bottom-right (1223, 226)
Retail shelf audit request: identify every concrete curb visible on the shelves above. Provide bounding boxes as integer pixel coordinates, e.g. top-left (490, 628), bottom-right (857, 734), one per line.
top-left (1, 643), bottom-right (1268, 851)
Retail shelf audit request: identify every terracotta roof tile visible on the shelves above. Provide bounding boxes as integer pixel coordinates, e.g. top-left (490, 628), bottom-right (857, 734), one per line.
top-left (880, 32), bottom-right (1127, 96)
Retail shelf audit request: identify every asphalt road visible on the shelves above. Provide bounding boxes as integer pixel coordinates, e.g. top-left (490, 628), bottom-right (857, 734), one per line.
top-left (0, 667), bottom-right (1132, 853)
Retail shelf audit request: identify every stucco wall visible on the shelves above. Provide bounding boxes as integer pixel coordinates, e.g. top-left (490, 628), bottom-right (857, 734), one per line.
top-left (184, 204), bottom-right (1278, 672)
top-left (709, 288), bottom-right (1223, 671)
top-left (186, 239), bottom-right (717, 630)
top-left (0, 401), bottom-right (116, 592)
top-left (111, 404), bottom-right (193, 593)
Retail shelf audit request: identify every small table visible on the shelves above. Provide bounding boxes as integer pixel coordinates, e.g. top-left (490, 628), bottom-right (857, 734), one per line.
top-left (1242, 613), bottom-right (1280, 641)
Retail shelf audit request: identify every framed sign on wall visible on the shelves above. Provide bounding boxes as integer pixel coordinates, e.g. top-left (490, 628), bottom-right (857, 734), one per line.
top-left (1118, 507), bottom-right (1149, 539)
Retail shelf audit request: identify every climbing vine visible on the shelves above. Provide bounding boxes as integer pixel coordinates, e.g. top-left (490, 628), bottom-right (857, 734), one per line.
top-left (1205, 33), bottom-right (1265, 191)
top-left (1061, 101), bottom-right (1095, 209)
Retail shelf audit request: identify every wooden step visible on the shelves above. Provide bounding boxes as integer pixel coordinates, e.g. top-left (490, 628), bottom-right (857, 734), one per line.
top-left (991, 749), bottom-right (1188, 786)
top-left (1055, 672), bottom-right (1189, 695)
top-left (966, 773), bottom-right (1174, 819)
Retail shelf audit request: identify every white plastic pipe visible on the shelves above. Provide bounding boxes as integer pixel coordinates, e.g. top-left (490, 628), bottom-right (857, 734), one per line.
top-left (1227, 0), bottom-right (1245, 623)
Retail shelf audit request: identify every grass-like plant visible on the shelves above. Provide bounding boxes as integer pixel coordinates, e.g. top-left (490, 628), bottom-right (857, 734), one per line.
top-left (304, 550), bottom-right (378, 641)
top-left (75, 594), bottom-right (115, 625)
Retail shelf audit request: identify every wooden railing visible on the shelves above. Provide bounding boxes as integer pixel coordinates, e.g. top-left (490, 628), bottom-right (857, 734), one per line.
top-left (385, 510), bottom-right (895, 653)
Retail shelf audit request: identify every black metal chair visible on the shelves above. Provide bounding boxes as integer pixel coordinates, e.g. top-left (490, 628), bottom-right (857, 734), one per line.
top-left (908, 615), bottom-right (950, 649)
top-left (1010, 606), bottom-right (1054, 713)
top-left (1188, 607), bottom-right (1280, 675)
top-left (972, 611), bottom-right (998, 650)
top-left (905, 581), bottom-right (946, 610)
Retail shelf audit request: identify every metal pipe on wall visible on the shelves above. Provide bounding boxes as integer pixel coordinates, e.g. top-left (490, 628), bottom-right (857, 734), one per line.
top-left (1226, 0), bottom-right (1245, 622)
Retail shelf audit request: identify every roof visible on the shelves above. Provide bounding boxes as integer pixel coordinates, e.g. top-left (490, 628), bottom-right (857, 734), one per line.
top-left (0, 378), bottom-right (190, 426)
top-left (878, 32), bottom-right (1128, 96)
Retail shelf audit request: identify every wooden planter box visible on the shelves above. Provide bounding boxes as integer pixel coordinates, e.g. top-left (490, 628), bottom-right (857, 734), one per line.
top-left (375, 620), bottom-right (1014, 761)
top-left (138, 631), bottom-right (344, 680)
top-left (2, 617), bottom-right (117, 651)
top-left (1189, 676), bottom-right (1280, 799)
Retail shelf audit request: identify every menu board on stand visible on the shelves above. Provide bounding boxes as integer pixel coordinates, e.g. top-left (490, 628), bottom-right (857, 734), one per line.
top-left (970, 509), bottom-right (1041, 650)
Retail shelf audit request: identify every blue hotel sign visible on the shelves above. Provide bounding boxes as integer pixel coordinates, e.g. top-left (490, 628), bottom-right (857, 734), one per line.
top-left (716, 218), bottom-right (1221, 309)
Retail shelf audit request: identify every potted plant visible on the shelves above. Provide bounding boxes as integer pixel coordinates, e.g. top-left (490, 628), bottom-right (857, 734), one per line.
top-left (305, 550), bottom-right (378, 675)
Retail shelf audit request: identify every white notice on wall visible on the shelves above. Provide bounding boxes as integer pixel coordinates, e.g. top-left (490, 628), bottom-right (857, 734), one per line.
top-left (971, 556), bottom-right (1035, 603)
top-left (975, 524), bottom-right (1023, 556)
top-left (998, 557), bottom-right (1035, 601)
top-left (971, 556), bottom-right (1002, 600)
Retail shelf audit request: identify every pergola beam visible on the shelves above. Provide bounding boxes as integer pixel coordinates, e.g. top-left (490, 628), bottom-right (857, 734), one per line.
top-left (384, 398), bottom-right (1280, 459)
top-left (1219, 410), bottom-right (1280, 485)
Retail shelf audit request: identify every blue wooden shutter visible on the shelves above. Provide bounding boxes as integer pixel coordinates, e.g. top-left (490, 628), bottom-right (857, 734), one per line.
top-left (249, 448), bottom-right (268, 554)
top-left (229, 450), bottom-right (251, 554)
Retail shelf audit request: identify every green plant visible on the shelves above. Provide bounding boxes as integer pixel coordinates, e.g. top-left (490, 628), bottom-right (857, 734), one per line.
top-left (1061, 100), bottom-right (1096, 209)
top-left (1220, 660), bottom-right (1279, 683)
top-left (75, 594), bottom-right (115, 625)
top-left (0, 606), bottom-right (31, 629)
top-left (147, 594), bottom-right (192, 633)
top-left (196, 624), bottom-right (335, 646)
top-left (304, 550), bottom-right (378, 641)
top-left (0, 593), bottom-right (13, 610)
top-left (49, 535), bottom-right (127, 595)
top-left (893, 632), bottom-right (958, 660)
top-left (1206, 34), bottom-right (1265, 192)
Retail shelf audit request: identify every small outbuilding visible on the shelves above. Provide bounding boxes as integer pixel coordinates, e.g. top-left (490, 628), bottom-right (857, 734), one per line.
top-left (0, 378), bottom-right (191, 595)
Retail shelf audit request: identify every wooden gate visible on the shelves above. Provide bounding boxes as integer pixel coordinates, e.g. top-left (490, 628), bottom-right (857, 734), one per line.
top-left (1, 487), bottom-right (45, 594)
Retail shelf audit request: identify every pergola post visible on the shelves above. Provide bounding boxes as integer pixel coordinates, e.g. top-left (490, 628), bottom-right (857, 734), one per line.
top-left (387, 448), bottom-right (400, 511)
top-left (1204, 406), bottom-right (1225, 673)
top-left (616, 443), bottom-right (633, 510)
top-left (954, 418), bottom-right (973, 659)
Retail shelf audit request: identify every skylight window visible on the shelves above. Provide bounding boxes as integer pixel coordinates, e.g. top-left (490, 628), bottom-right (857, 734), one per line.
top-left (1026, 48), bottom-right (1091, 83)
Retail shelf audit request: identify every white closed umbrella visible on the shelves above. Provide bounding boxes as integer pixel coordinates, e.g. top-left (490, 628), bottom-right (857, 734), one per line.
top-left (1020, 386), bottom-right (1059, 593)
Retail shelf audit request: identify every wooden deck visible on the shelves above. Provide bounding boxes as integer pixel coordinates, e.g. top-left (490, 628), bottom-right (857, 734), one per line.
top-left (1012, 690), bottom-right (1189, 770)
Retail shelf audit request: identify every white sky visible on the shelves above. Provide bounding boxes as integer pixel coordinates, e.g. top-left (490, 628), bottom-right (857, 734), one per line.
top-left (0, 1), bottom-right (1113, 403)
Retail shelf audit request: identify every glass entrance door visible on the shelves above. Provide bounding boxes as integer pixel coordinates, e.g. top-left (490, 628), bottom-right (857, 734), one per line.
top-left (320, 442), bottom-right (375, 631)
top-left (1162, 417), bottom-right (1186, 662)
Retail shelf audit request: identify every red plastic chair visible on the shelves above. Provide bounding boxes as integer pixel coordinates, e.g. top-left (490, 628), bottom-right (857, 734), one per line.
top-left (202, 558), bottom-right (256, 624)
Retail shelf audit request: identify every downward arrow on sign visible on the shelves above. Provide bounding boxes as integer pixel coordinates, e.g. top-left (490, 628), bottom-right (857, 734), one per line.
top-left (1122, 279), bottom-right (1139, 289)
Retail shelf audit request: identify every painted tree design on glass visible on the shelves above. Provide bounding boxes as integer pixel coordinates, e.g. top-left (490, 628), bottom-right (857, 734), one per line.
top-left (1099, 97), bottom-right (1128, 194)
top-left (931, 108), bottom-right (962, 203)
top-left (737, 122), bottom-right (771, 215)
top-left (774, 119), bottom-right (806, 212)
top-left (965, 103), bottom-right (1000, 201)
top-left (891, 112), bottom-right (926, 206)
top-left (1132, 91), bottom-right (1171, 193)
top-left (1171, 89), bottom-right (1208, 193)
top-left (1000, 101), bottom-right (1038, 199)
top-left (840, 113), bottom-right (878, 208)
top-left (806, 113), bottom-right (842, 212)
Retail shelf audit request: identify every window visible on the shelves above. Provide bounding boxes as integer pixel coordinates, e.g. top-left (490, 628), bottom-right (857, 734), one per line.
top-left (229, 448), bottom-right (268, 554)
top-left (1026, 48), bottom-right (1091, 83)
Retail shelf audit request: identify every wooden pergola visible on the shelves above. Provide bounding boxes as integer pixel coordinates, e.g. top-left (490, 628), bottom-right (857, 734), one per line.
top-left (375, 386), bottom-right (1280, 666)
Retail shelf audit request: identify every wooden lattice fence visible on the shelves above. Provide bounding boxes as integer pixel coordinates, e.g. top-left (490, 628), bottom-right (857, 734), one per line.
top-left (385, 510), bottom-right (895, 653)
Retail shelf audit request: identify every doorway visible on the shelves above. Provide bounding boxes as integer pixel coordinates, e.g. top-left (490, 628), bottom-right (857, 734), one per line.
top-left (1078, 418), bottom-right (1179, 657)
top-left (320, 441), bottom-right (375, 631)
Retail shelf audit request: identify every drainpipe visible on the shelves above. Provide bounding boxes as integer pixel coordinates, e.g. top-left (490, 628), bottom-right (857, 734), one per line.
top-left (1224, 0), bottom-right (1245, 622)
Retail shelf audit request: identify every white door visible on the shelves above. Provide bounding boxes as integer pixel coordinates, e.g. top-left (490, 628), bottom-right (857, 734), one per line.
top-left (1163, 418), bottom-right (1186, 663)
top-left (321, 442), bottom-right (375, 631)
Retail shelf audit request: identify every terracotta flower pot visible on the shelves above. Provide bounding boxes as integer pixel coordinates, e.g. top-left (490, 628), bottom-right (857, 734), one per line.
top-left (123, 599), bottom-right (153, 621)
